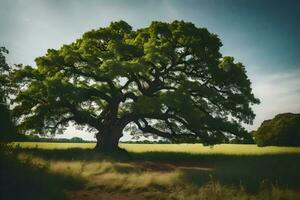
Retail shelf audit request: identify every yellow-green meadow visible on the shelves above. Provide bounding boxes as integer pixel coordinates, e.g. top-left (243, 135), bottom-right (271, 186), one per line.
top-left (14, 142), bottom-right (300, 155)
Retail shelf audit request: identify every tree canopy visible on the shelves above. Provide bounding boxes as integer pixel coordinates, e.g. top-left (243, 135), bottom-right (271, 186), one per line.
top-left (11, 21), bottom-right (259, 152)
top-left (0, 47), bottom-right (18, 142)
top-left (253, 113), bottom-right (300, 147)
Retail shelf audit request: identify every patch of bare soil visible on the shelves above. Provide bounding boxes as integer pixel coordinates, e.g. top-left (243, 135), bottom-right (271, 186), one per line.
top-left (66, 190), bottom-right (148, 200)
top-left (130, 160), bottom-right (214, 172)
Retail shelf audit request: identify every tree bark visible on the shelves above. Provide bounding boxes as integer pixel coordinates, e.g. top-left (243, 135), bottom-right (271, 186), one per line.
top-left (94, 124), bottom-right (125, 153)
top-left (94, 98), bottom-right (131, 153)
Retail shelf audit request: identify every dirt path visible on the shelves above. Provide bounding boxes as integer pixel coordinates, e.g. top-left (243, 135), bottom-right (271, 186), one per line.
top-left (129, 160), bottom-right (214, 172)
top-left (66, 190), bottom-right (150, 200)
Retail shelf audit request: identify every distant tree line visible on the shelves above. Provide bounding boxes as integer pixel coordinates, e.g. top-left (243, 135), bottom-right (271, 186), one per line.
top-left (121, 140), bottom-right (171, 144)
top-left (18, 135), bottom-right (95, 143)
top-left (121, 135), bottom-right (255, 144)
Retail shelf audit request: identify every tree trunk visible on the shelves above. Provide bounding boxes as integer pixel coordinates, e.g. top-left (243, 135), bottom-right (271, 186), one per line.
top-left (94, 125), bottom-right (124, 153)
top-left (94, 99), bottom-right (129, 153)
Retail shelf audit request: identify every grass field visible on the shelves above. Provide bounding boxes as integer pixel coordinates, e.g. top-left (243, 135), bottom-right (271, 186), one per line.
top-left (13, 142), bottom-right (300, 155)
top-left (2, 142), bottom-right (300, 200)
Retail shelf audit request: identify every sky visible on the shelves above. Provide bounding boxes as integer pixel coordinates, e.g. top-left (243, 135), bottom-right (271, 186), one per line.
top-left (1, 0), bottom-right (299, 140)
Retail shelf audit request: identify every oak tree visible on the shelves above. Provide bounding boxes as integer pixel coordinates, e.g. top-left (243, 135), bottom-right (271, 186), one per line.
top-left (12, 21), bottom-right (259, 152)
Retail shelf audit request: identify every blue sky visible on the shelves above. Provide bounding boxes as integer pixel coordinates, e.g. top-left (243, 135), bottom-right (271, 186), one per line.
top-left (1, 0), bottom-right (299, 140)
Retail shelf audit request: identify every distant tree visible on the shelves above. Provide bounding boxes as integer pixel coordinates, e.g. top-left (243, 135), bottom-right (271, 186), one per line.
top-left (253, 113), bottom-right (300, 146)
top-left (0, 47), bottom-right (18, 142)
top-left (69, 137), bottom-right (84, 143)
top-left (11, 21), bottom-right (259, 152)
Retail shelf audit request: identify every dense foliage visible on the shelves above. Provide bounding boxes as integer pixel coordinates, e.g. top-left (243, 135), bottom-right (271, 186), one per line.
top-left (11, 21), bottom-right (259, 152)
top-left (253, 113), bottom-right (300, 146)
top-left (0, 47), bottom-right (18, 142)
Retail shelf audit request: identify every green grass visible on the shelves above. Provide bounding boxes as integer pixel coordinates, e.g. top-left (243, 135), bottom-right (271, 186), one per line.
top-left (6, 142), bottom-right (300, 199)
